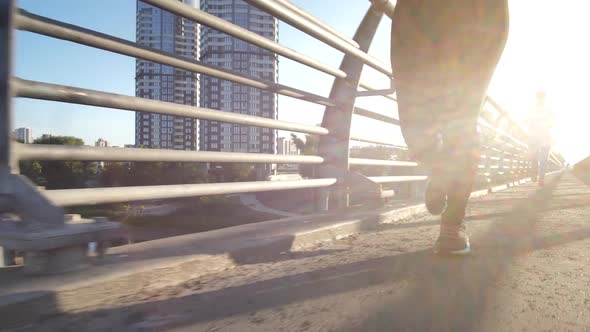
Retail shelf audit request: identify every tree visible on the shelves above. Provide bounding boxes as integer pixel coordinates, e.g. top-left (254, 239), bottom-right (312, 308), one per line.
top-left (291, 133), bottom-right (305, 152)
top-left (292, 134), bottom-right (318, 178)
top-left (99, 162), bottom-right (130, 187)
top-left (19, 160), bottom-right (42, 184)
top-left (161, 162), bottom-right (208, 184)
top-left (100, 160), bottom-right (209, 187)
top-left (221, 163), bottom-right (255, 182)
top-left (20, 136), bottom-right (97, 189)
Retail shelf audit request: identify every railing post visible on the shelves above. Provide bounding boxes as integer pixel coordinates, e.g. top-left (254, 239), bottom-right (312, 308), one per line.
top-left (0, 0), bottom-right (15, 174)
top-left (316, 5), bottom-right (384, 211)
top-left (0, 0), bottom-right (16, 266)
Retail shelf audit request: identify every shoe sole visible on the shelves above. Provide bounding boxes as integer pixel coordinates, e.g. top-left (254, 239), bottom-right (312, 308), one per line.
top-left (433, 239), bottom-right (471, 256)
top-left (434, 246), bottom-right (471, 256)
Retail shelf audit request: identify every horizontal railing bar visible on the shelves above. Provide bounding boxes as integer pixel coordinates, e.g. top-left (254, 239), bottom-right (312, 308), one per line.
top-left (141, 0), bottom-right (346, 79)
top-left (482, 135), bottom-right (527, 151)
top-left (13, 78), bottom-right (329, 135)
top-left (493, 134), bottom-right (527, 149)
top-left (349, 158), bottom-right (417, 167)
top-left (15, 10), bottom-right (336, 107)
top-left (484, 148), bottom-right (519, 158)
top-left (358, 82), bottom-right (396, 101)
top-left (243, 0), bottom-right (393, 76)
top-left (353, 106), bottom-right (400, 125)
top-left (549, 154), bottom-right (561, 166)
top-left (44, 178), bottom-right (338, 206)
top-left (356, 88), bottom-right (395, 97)
top-left (274, 0), bottom-right (360, 48)
top-left (16, 144), bottom-right (325, 164)
top-left (485, 96), bottom-right (528, 136)
top-left (368, 175), bottom-right (427, 183)
top-left (478, 119), bottom-right (527, 147)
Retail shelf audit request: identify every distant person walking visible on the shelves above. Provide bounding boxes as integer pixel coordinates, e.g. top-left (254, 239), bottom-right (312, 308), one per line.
top-left (527, 91), bottom-right (553, 186)
top-left (390, 0), bottom-right (509, 255)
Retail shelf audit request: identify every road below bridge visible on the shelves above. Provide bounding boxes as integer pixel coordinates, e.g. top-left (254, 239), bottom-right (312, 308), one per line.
top-left (14, 173), bottom-right (590, 332)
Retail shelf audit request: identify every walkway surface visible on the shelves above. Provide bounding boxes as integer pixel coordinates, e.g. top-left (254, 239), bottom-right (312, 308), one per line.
top-left (10, 172), bottom-right (590, 332)
top-left (238, 194), bottom-right (300, 218)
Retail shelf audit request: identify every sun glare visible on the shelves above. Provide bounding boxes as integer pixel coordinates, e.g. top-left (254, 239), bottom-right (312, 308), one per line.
top-left (488, 0), bottom-right (590, 164)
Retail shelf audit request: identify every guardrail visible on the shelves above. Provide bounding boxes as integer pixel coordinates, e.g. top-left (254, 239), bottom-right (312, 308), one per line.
top-left (0, 0), bottom-right (564, 272)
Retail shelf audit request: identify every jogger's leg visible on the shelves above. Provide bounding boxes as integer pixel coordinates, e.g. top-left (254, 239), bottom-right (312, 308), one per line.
top-left (538, 146), bottom-right (550, 185)
top-left (391, 0), bottom-right (509, 254)
top-left (530, 148), bottom-right (540, 181)
top-left (435, 114), bottom-right (480, 254)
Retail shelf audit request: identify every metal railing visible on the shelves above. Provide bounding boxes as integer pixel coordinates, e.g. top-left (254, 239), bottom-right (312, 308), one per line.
top-left (0, 0), bottom-right (564, 271)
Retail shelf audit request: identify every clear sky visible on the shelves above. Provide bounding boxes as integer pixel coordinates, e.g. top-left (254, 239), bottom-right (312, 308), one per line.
top-left (13, 0), bottom-right (590, 164)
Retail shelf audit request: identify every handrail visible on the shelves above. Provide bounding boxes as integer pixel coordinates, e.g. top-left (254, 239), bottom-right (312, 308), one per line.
top-left (368, 176), bottom-right (427, 183)
top-left (14, 78), bottom-right (329, 135)
top-left (17, 144), bottom-right (325, 164)
top-left (358, 82), bottom-right (397, 101)
top-left (15, 10), bottom-right (336, 107)
top-left (141, 0), bottom-right (346, 79)
top-left (350, 134), bottom-right (407, 149)
top-left (353, 106), bottom-right (400, 125)
top-left (243, 0), bottom-right (393, 76)
top-left (349, 158), bottom-right (417, 167)
top-left (45, 179), bottom-right (338, 207)
top-left (273, 0), bottom-right (360, 48)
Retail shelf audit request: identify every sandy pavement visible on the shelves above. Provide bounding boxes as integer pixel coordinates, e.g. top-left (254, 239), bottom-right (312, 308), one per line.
top-left (11, 173), bottom-right (590, 332)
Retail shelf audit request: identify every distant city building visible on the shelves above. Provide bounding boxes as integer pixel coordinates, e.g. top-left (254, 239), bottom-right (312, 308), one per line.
top-left (95, 138), bottom-right (109, 147)
top-left (277, 137), bottom-right (300, 155)
top-left (13, 127), bottom-right (33, 144)
top-left (199, 0), bottom-right (278, 156)
top-left (135, 0), bottom-right (200, 150)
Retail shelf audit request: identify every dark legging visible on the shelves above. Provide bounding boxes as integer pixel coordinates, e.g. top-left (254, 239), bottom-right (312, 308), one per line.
top-left (391, 0), bottom-right (509, 225)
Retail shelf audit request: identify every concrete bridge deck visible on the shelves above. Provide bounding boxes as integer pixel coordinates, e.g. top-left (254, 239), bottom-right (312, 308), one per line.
top-left (4, 172), bottom-right (590, 331)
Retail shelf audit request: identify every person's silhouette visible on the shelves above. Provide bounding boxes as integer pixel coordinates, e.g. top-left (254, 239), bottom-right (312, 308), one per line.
top-left (527, 91), bottom-right (553, 186)
top-left (391, 0), bottom-right (510, 255)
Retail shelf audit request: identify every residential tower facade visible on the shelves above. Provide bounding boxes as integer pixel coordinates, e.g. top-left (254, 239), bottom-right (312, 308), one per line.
top-left (199, 0), bottom-right (278, 156)
top-left (135, 0), bottom-right (200, 150)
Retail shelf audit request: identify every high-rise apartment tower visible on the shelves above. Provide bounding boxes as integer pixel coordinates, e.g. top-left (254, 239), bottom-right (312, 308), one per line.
top-left (200, 0), bottom-right (278, 155)
top-left (135, 0), bottom-right (200, 150)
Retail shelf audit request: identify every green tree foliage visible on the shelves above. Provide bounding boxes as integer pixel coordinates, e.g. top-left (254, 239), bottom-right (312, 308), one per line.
top-left (99, 162), bottom-right (130, 187)
top-left (18, 136), bottom-right (252, 189)
top-left (291, 133), bottom-right (318, 178)
top-left (97, 145), bottom-right (209, 187)
top-left (19, 136), bottom-right (97, 189)
top-left (221, 163), bottom-right (255, 182)
top-left (99, 162), bottom-right (209, 187)
top-left (19, 160), bottom-right (42, 183)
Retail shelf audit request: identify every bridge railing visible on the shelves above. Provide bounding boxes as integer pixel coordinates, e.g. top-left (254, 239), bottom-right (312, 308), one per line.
top-left (0, 0), bottom-right (564, 271)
